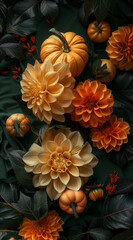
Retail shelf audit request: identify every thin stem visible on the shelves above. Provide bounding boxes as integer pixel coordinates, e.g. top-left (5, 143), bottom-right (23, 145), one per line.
top-left (94, 22), bottom-right (102, 33)
top-left (49, 28), bottom-right (71, 53)
top-left (14, 122), bottom-right (23, 137)
top-left (104, 206), bottom-right (133, 218)
top-left (70, 202), bottom-right (78, 219)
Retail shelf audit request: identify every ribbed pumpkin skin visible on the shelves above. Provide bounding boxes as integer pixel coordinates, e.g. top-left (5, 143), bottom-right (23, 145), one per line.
top-left (40, 32), bottom-right (88, 77)
top-left (89, 188), bottom-right (104, 201)
top-left (6, 113), bottom-right (30, 137)
top-left (87, 21), bottom-right (111, 43)
top-left (59, 190), bottom-right (87, 214)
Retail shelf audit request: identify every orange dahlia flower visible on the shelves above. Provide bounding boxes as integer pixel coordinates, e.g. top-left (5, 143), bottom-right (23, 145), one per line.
top-left (72, 80), bottom-right (114, 128)
top-left (90, 114), bottom-right (130, 152)
top-left (23, 127), bottom-right (98, 200)
top-left (18, 210), bottom-right (63, 240)
top-left (21, 59), bottom-right (75, 124)
top-left (106, 25), bottom-right (133, 70)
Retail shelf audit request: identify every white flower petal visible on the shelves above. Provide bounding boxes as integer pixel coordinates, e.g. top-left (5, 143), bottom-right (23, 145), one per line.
top-left (54, 132), bottom-right (67, 145)
top-left (61, 139), bottom-right (72, 152)
top-left (69, 131), bottom-right (84, 148)
top-left (79, 142), bottom-right (92, 159)
top-left (50, 171), bottom-right (59, 179)
top-left (71, 155), bottom-right (84, 166)
top-left (46, 181), bottom-right (61, 200)
top-left (68, 165), bottom-right (79, 177)
top-left (23, 152), bottom-right (39, 166)
top-left (67, 176), bottom-right (81, 190)
top-left (46, 140), bottom-right (57, 152)
top-left (41, 165), bottom-right (51, 174)
top-left (59, 172), bottom-right (70, 185)
top-left (33, 175), bottom-right (40, 187)
top-left (33, 164), bottom-right (43, 174)
top-left (53, 179), bottom-right (66, 193)
top-left (39, 174), bottom-right (51, 186)
top-left (79, 165), bottom-right (93, 177)
top-left (89, 157), bottom-right (98, 168)
top-left (39, 152), bottom-right (50, 163)
top-left (24, 165), bottom-right (34, 172)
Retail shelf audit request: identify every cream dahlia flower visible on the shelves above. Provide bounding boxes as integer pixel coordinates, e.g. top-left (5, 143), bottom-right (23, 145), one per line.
top-left (23, 127), bottom-right (98, 200)
top-left (20, 59), bottom-right (75, 124)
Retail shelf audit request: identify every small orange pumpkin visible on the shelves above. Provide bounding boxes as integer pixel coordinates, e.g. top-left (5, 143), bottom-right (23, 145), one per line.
top-left (87, 21), bottom-right (111, 43)
top-left (40, 28), bottom-right (88, 77)
top-left (6, 113), bottom-right (30, 137)
top-left (99, 59), bottom-right (116, 82)
top-left (89, 188), bottom-right (104, 202)
top-left (59, 189), bottom-right (87, 218)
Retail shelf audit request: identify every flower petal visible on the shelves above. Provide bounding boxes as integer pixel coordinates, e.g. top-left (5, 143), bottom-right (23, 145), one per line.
top-left (39, 174), bottom-right (51, 186)
top-left (61, 139), bottom-right (72, 152)
top-left (54, 132), bottom-right (67, 145)
top-left (48, 83), bottom-right (64, 97)
top-left (53, 179), bottom-right (66, 193)
top-left (68, 165), bottom-right (79, 177)
top-left (67, 176), bottom-right (81, 190)
top-left (46, 181), bottom-right (61, 200)
top-left (23, 152), bottom-right (40, 166)
top-left (59, 172), bottom-right (70, 185)
top-left (79, 165), bottom-right (93, 177)
top-left (45, 71), bottom-right (59, 86)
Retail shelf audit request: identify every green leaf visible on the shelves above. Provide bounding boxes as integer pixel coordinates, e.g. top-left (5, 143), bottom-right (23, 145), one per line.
top-left (111, 229), bottom-right (133, 240)
top-left (0, 231), bottom-right (19, 240)
top-left (103, 194), bottom-right (133, 229)
top-left (108, 135), bottom-right (133, 168)
top-left (39, 124), bottom-right (48, 136)
top-left (9, 150), bottom-right (35, 195)
top-left (89, 228), bottom-right (113, 240)
top-left (12, 192), bottom-right (36, 220)
top-left (0, 34), bottom-right (25, 61)
top-left (0, 182), bottom-right (18, 203)
top-left (6, 0), bottom-right (42, 35)
top-left (0, 203), bottom-right (22, 230)
top-left (40, 0), bottom-right (59, 24)
top-left (32, 189), bottom-right (48, 219)
top-left (109, 70), bottom-right (133, 111)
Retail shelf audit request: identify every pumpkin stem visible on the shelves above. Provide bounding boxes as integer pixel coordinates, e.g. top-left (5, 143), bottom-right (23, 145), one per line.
top-left (49, 28), bottom-right (71, 53)
top-left (14, 122), bottom-right (23, 137)
top-left (70, 202), bottom-right (79, 219)
top-left (94, 22), bottom-right (102, 33)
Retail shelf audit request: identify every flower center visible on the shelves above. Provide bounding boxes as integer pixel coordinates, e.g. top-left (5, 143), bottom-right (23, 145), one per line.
top-left (83, 96), bottom-right (97, 110)
top-left (49, 152), bottom-right (71, 172)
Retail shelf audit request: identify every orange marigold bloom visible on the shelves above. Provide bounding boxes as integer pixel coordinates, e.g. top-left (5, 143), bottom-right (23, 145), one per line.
top-left (21, 59), bottom-right (75, 124)
top-left (90, 114), bottom-right (130, 152)
top-left (106, 25), bottom-right (133, 70)
top-left (72, 80), bottom-right (114, 128)
top-left (18, 210), bottom-right (64, 240)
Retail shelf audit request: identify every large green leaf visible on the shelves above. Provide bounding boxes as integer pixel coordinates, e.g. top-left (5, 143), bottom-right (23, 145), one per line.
top-left (111, 229), bottom-right (133, 240)
top-left (32, 189), bottom-right (48, 219)
top-left (0, 182), bottom-right (18, 203)
top-left (103, 194), bottom-right (133, 229)
top-left (89, 228), bottom-right (113, 240)
top-left (9, 150), bottom-right (35, 194)
top-left (40, 0), bottom-right (59, 24)
top-left (6, 0), bottom-right (42, 35)
top-left (0, 34), bottom-right (25, 61)
top-left (0, 231), bottom-right (19, 240)
top-left (0, 203), bottom-right (22, 230)
top-left (108, 70), bottom-right (133, 111)
top-left (13, 190), bottom-right (48, 220)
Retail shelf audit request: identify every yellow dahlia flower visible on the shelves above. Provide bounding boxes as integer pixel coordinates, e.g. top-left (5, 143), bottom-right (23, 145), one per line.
top-left (19, 210), bottom-right (63, 240)
top-left (23, 127), bottom-right (98, 200)
top-left (20, 59), bottom-right (75, 123)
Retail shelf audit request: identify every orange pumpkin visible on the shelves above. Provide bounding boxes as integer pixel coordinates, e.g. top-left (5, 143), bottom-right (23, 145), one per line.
top-left (40, 28), bottom-right (88, 77)
top-left (99, 59), bottom-right (116, 82)
top-left (89, 188), bottom-right (104, 202)
top-left (59, 189), bottom-right (87, 218)
top-left (6, 113), bottom-right (30, 137)
top-left (87, 21), bottom-right (111, 43)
